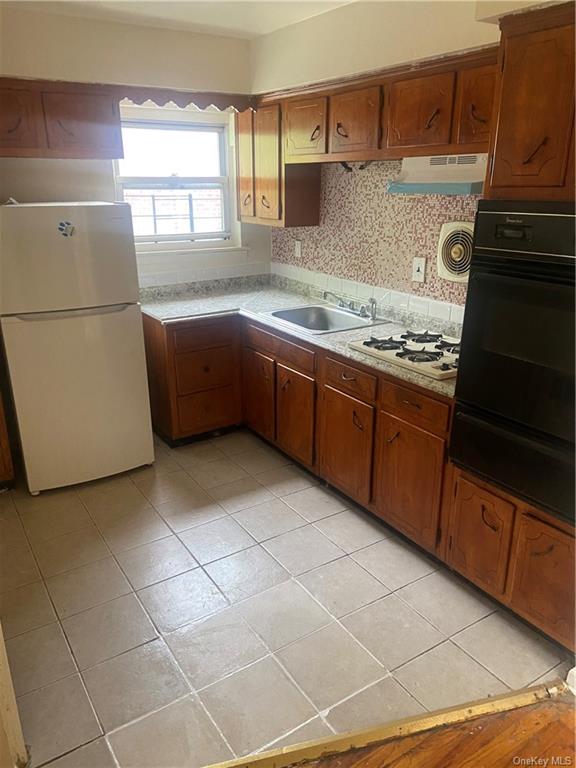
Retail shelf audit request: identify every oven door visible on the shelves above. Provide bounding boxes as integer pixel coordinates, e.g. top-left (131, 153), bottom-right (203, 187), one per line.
top-left (456, 262), bottom-right (575, 443)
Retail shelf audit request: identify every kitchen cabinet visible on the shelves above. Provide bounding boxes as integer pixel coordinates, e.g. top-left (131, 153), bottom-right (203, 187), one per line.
top-left (0, 390), bottom-right (14, 488)
top-left (373, 412), bottom-right (444, 552)
top-left (235, 109), bottom-right (255, 218)
top-left (328, 87), bottom-right (381, 154)
top-left (508, 513), bottom-right (575, 649)
top-left (453, 65), bottom-right (496, 146)
top-left (276, 364), bottom-right (315, 465)
top-left (386, 72), bottom-right (455, 149)
top-left (284, 96), bottom-right (327, 157)
top-left (242, 347), bottom-right (276, 442)
top-left (254, 104), bottom-right (281, 220)
top-left (486, 6), bottom-right (575, 200)
top-left (0, 87), bottom-right (46, 152)
top-left (447, 475), bottom-right (516, 596)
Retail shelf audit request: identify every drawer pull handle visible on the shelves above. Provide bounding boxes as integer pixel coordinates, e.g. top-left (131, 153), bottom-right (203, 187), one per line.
top-left (203, 366), bottom-right (211, 373)
top-left (261, 195), bottom-right (271, 209)
top-left (243, 193), bottom-right (252, 206)
top-left (57, 119), bottom-right (75, 137)
top-left (532, 544), bottom-right (555, 558)
top-left (425, 108), bottom-right (440, 130)
top-left (341, 373), bottom-right (357, 382)
top-left (281, 378), bottom-right (291, 390)
top-left (7, 116), bottom-right (22, 134)
top-left (469, 103), bottom-right (488, 125)
top-left (481, 505), bottom-right (499, 533)
top-left (387, 431), bottom-right (400, 444)
top-left (352, 411), bottom-right (364, 431)
top-left (402, 399), bottom-right (421, 410)
top-left (336, 122), bottom-right (349, 138)
top-left (523, 136), bottom-right (548, 165)
top-left (310, 124), bottom-right (321, 142)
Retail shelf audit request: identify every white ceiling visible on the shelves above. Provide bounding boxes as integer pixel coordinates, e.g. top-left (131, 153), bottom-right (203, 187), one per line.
top-left (29, 1), bottom-right (349, 39)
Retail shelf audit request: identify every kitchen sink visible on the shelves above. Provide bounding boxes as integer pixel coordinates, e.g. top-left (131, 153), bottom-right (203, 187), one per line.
top-left (267, 305), bottom-right (388, 334)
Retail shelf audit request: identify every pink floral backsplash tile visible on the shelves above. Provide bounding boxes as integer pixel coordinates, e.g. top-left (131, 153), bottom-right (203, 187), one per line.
top-left (271, 161), bottom-right (479, 305)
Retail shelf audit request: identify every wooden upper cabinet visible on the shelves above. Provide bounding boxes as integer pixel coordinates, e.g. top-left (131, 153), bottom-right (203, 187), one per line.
top-left (0, 88), bottom-right (46, 152)
top-left (488, 16), bottom-right (575, 197)
top-left (242, 347), bottom-right (276, 442)
top-left (386, 72), bottom-right (455, 149)
top-left (329, 87), bottom-right (381, 154)
top-left (284, 97), bottom-right (327, 157)
top-left (254, 104), bottom-right (281, 220)
top-left (276, 364), bottom-right (315, 466)
top-left (42, 91), bottom-right (123, 158)
top-left (453, 65), bottom-right (496, 146)
top-left (448, 475), bottom-right (516, 596)
top-left (236, 109), bottom-right (255, 218)
top-left (508, 514), bottom-right (575, 649)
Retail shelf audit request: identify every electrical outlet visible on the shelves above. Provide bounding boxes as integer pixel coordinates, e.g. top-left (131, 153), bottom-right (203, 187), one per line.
top-left (294, 239), bottom-right (302, 259)
top-left (412, 256), bottom-right (426, 283)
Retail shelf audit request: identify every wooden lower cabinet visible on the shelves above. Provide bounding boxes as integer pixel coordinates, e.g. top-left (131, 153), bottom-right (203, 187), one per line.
top-left (276, 364), bottom-right (315, 466)
top-left (373, 412), bottom-right (444, 552)
top-left (242, 347), bottom-right (275, 442)
top-left (319, 386), bottom-right (374, 506)
top-left (447, 475), bottom-right (516, 596)
top-left (508, 514), bottom-right (575, 649)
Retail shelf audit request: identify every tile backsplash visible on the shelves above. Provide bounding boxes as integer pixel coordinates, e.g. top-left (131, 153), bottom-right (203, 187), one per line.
top-left (271, 161), bottom-right (480, 306)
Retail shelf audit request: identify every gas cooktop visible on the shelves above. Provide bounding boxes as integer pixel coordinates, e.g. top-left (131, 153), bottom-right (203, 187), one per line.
top-left (349, 330), bottom-right (460, 380)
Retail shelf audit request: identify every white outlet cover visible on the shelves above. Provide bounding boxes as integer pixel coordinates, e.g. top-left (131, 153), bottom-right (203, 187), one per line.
top-left (412, 256), bottom-right (426, 283)
top-left (294, 239), bottom-right (302, 259)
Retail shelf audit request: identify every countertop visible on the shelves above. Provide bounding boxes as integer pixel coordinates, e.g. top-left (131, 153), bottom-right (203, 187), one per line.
top-left (141, 287), bottom-right (457, 399)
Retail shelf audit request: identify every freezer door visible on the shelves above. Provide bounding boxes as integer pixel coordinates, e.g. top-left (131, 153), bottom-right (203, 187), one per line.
top-left (1, 303), bottom-right (154, 493)
top-left (0, 203), bottom-right (139, 314)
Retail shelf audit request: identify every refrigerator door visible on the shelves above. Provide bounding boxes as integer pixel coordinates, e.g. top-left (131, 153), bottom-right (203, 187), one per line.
top-left (0, 203), bottom-right (139, 315)
top-left (1, 303), bottom-right (154, 493)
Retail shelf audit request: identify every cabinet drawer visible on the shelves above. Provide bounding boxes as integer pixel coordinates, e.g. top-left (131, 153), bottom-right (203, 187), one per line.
top-left (245, 324), bottom-right (315, 373)
top-left (177, 385), bottom-right (241, 435)
top-left (379, 381), bottom-right (449, 435)
top-left (325, 358), bottom-right (377, 403)
top-left (172, 320), bottom-right (237, 353)
top-left (175, 346), bottom-right (236, 395)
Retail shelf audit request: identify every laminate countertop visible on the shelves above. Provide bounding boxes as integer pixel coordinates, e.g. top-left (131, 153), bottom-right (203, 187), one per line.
top-left (141, 287), bottom-right (457, 399)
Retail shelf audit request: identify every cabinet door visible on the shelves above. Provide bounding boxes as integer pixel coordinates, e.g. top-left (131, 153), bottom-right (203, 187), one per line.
top-left (374, 412), bottom-right (444, 551)
top-left (284, 97), bottom-right (327, 157)
top-left (448, 476), bottom-right (515, 595)
top-left (329, 87), bottom-right (381, 154)
top-left (242, 347), bottom-right (275, 441)
top-left (236, 109), bottom-right (255, 218)
top-left (0, 88), bottom-right (46, 152)
top-left (319, 386), bottom-right (374, 505)
top-left (276, 364), bottom-right (315, 466)
top-left (508, 515), bottom-right (575, 649)
top-left (386, 72), bottom-right (455, 148)
top-left (42, 91), bottom-right (123, 158)
top-left (453, 65), bottom-right (496, 146)
top-left (254, 104), bottom-right (281, 220)
top-left (489, 25), bottom-right (574, 191)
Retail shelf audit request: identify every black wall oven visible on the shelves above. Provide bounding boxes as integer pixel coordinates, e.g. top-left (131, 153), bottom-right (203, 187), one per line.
top-left (450, 200), bottom-right (575, 523)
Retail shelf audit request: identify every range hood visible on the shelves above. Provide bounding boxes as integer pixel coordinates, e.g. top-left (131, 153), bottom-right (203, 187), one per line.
top-left (388, 154), bottom-right (487, 195)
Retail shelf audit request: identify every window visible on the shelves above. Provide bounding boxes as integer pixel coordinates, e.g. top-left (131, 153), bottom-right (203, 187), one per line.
top-left (115, 119), bottom-right (232, 245)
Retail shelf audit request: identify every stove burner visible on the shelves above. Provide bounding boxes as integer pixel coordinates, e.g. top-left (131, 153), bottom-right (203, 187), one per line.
top-left (400, 330), bottom-right (443, 345)
top-left (396, 348), bottom-right (444, 364)
top-left (363, 336), bottom-right (407, 351)
top-left (435, 340), bottom-right (461, 355)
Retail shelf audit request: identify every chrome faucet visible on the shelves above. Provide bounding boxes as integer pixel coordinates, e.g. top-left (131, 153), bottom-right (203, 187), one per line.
top-left (322, 290), bottom-right (347, 308)
top-left (358, 298), bottom-right (378, 321)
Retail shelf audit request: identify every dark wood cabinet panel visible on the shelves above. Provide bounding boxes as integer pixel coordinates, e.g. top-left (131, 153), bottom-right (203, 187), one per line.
top-left (175, 346), bottom-right (236, 396)
top-left (319, 386), bottom-right (374, 506)
top-left (488, 21), bottom-right (575, 197)
top-left (328, 87), bottom-right (381, 154)
top-left (0, 391), bottom-right (14, 488)
top-left (0, 88), bottom-right (46, 152)
top-left (453, 65), bottom-right (496, 145)
top-left (42, 91), bottom-right (123, 158)
top-left (178, 386), bottom-right (241, 435)
top-left (448, 476), bottom-right (516, 596)
top-left (242, 347), bottom-right (276, 442)
top-left (374, 412), bottom-right (444, 551)
top-left (378, 381), bottom-right (450, 437)
top-left (276, 364), bottom-right (315, 466)
top-left (236, 109), bottom-right (255, 218)
top-left (284, 97), bottom-right (327, 157)
top-left (386, 72), bottom-right (455, 149)
top-left (254, 104), bottom-right (281, 220)
top-left (325, 358), bottom-right (377, 404)
top-left (508, 515), bottom-right (575, 649)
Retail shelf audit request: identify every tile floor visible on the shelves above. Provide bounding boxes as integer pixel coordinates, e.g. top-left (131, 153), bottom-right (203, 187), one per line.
top-left (0, 429), bottom-right (572, 768)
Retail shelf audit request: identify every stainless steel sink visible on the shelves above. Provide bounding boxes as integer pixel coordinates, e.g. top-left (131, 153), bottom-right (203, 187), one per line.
top-left (267, 305), bottom-right (387, 334)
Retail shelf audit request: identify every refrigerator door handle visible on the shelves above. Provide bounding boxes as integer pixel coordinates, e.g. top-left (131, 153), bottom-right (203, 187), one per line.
top-left (11, 303), bottom-right (134, 322)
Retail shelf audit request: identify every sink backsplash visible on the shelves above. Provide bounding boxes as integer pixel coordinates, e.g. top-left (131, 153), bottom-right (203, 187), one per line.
top-left (271, 161), bottom-right (479, 306)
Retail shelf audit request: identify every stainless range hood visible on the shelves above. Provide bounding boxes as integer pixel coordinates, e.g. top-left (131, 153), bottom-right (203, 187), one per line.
top-left (388, 154), bottom-right (488, 195)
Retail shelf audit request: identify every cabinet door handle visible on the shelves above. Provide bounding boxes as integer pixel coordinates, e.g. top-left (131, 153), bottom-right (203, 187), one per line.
top-left (532, 544), bottom-right (555, 558)
top-left (481, 505), bottom-right (499, 533)
top-left (57, 119), bottom-right (75, 137)
top-left (242, 193), bottom-right (252, 206)
top-left (523, 136), bottom-right (548, 165)
top-left (402, 399), bottom-right (421, 410)
top-left (261, 195), bottom-right (271, 209)
top-left (6, 116), bottom-right (22, 134)
top-left (336, 122), bottom-right (349, 138)
top-left (469, 103), bottom-right (489, 124)
top-left (281, 378), bottom-right (291, 390)
top-left (340, 373), bottom-right (356, 382)
top-left (310, 124), bottom-right (321, 142)
top-left (387, 431), bottom-right (400, 444)
top-left (352, 411), bottom-right (364, 431)
top-left (202, 366), bottom-right (211, 373)
top-left (425, 108), bottom-right (441, 130)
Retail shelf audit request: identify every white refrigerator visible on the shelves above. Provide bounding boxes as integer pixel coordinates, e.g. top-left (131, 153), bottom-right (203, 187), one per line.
top-left (0, 202), bottom-right (154, 495)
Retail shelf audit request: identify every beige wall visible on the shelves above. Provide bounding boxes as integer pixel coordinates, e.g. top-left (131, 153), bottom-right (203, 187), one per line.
top-left (0, 2), bottom-right (251, 92)
top-left (250, 1), bottom-right (500, 93)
